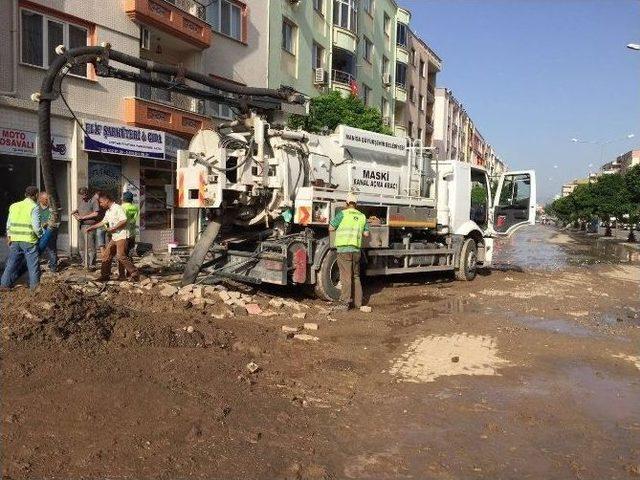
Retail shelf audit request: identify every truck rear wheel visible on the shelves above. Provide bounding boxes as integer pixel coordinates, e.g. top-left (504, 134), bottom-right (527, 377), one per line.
top-left (455, 238), bottom-right (477, 281)
top-left (314, 249), bottom-right (341, 301)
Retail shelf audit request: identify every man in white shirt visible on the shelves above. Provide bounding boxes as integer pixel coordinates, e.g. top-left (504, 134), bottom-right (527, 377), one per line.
top-left (86, 192), bottom-right (139, 281)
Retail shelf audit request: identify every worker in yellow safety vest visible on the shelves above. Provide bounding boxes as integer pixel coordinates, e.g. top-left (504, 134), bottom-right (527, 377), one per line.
top-left (329, 192), bottom-right (370, 310)
top-left (1, 186), bottom-right (42, 289)
top-left (120, 191), bottom-right (140, 279)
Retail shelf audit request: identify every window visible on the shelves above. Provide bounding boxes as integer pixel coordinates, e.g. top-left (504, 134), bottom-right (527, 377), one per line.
top-left (21, 9), bottom-right (89, 76)
top-left (363, 0), bottom-right (373, 16)
top-left (409, 85), bottom-right (415, 103)
top-left (208, 0), bottom-right (243, 41)
top-left (363, 36), bottom-right (373, 63)
top-left (333, 0), bottom-right (357, 32)
top-left (396, 23), bottom-right (407, 47)
top-left (419, 94), bottom-right (424, 111)
top-left (411, 48), bottom-right (416, 66)
top-left (383, 13), bottom-right (391, 37)
top-left (408, 121), bottom-right (414, 138)
top-left (417, 128), bottom-right (422, 141)
top-left (313, 0), bottom-right (324, 14)
top-left (382, 55), bottom-right (389, 75)
top-left (420, 59), bottom-right (426, 77)
top-left (363, 84), bottom-right (371, 106)
top-left (381, 97), bottom-right (388, 117)
top-left (395, 62), bottom-right (407, 87)
top-left (282, 19), bottom-right (296, 54)
top-left (312, 42), bottom-right (324, 69)
top-left (208, 88), bottom-right (235, 120)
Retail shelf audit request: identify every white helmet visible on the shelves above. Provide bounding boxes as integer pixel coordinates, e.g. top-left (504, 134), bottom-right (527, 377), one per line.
top-left (346, 192), bottom-right (358, 205)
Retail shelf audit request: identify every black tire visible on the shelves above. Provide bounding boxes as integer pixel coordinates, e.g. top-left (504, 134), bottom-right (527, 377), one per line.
top-left (455, 238), bottom-right (477, 281)
top-left (314, 249), bottom-right (341, 301)
top-left (181, 218), bottom-right (222, 286)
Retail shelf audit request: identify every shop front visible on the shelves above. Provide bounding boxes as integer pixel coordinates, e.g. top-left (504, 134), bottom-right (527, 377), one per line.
top-left (83, 120), bottom-right (194, 251)
top-left (0, 125), bottom-right (72, 251)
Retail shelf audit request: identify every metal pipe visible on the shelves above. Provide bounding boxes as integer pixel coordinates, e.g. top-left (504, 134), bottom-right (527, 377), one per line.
top-left (36, 45), bottom-right (306, 226)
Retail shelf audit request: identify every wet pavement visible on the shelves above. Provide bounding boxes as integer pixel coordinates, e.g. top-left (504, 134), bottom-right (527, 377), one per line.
top-left (493, 224), bottom-right (640, 271)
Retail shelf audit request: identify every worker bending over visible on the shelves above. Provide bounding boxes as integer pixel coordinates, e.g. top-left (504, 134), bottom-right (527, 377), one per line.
top-left (329, 192), bottom-right (369, 310)
top-left (86, 192), bottom-right (139, 282)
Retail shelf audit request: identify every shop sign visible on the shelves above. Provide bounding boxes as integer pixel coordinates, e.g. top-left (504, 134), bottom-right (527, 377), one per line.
top-left (0, 127), bottom-right (36, 157)
top-left (83, 120), bottom-right (165, 160)
top-left (337, 125), bottom-right (406, 157)
top-left (165, 133), bottom-right (189, 162)
top-left (0, 126), bottom-right (71, 160)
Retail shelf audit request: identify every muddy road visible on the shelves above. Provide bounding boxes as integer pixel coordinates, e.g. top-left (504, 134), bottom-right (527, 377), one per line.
top-left (2, 226), bottom-right (639, 479)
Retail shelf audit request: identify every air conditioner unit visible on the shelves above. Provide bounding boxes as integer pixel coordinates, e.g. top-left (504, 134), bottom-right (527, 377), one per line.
top-left (382, 73), bottom-right (391, 86)
top-left (382, 116), bottom-right (391, 126)
top-left (314, 67), bottom-right (326, 85)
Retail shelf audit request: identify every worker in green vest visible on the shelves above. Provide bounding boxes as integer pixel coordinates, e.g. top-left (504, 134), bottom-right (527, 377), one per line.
top-left (329, 192), bottom-right (370, 310)
top-left (120, 191), bottom-right (140, 279)
top-left (1, 186), bottom-right (42, 289)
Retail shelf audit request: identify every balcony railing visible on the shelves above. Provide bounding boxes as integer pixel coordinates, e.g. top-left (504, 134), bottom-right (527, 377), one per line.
top-left (165, 0), bottom-right (206, 20)
top-left (136, 74), bottom-right (204, 114)
top-left (396, 81), bottom-right (406, 89)
top-left (332, 69), bottom-right (355, 85)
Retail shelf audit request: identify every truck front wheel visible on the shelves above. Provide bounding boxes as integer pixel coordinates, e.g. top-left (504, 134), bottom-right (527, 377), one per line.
top-left (314, 249), bottom-right (342, 301)
top-left (455, 238), bottom-right (477, 281)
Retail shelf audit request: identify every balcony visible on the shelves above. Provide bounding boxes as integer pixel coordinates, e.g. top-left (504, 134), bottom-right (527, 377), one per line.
top-left (332, 26), bottom-right (358, 53)
top-left (396, 45), bottom-right (409, 64)
top-left (394, 83), bottom-right (407, 103)
top-left (124, 86), bottom-right (212, 137)
top-left (394, 124), bottom-right (407, 137)
top-left (427, 89), bottom-right (435, 103)
top-left (331, 69), bottom-right (355, 97)
top-left (124, 0), bottom-right (212, 49)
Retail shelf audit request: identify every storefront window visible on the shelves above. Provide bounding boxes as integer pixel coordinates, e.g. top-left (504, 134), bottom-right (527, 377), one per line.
top-left (0, 155), bottom-right (37, 237)
top-left (88, 159), bottom-right (122, 201)
top-left (140, 167), bottom-right (173, 230)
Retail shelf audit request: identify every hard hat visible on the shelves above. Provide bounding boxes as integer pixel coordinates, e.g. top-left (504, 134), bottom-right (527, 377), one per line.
top-left (346, 192), bottom-right (358, 204)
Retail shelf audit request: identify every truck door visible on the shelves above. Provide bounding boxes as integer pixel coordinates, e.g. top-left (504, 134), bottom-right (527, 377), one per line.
top-left (491, 170), bottom-right (536, 236)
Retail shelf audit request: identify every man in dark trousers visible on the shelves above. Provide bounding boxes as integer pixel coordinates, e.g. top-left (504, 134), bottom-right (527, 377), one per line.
top-left (1, 186), bottom-right (41, 289)
top-left (329, 192), bottom-right (369, 310)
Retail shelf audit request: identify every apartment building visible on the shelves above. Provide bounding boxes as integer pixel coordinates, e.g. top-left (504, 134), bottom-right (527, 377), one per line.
top-left (432, 87), bottom-right (506, 175)
top-left (0, 0), bottom-right (216, 253)
top-left (611, 149), bottom-right (640, 174)
top-left (396, 28), bottom-right (440, 145)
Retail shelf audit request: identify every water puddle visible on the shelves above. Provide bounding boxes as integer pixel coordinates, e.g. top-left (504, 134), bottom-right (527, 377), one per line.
top-left (564, 365), bottom-right (640, 423)
top-left (509, 314), bottom-right (595, 337)
top-left (388, 333), bottom-right (510, 383)
top-left (492, 226), bottom-right (639, 272)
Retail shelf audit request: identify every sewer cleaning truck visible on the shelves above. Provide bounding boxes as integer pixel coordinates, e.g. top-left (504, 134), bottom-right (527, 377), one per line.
top-left (177, 117), bottom-right (536, 300)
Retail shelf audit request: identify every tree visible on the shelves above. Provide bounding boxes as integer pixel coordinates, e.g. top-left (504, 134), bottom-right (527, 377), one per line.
top-left (591, 174), bottom-right (627, 236)
top-left (288, 91), bottom-right (393, 135)
top-left (623, 165), bottom-right (640, 242)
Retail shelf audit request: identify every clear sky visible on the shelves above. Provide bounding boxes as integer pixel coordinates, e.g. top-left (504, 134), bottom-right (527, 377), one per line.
top-left (399, 0), bottom-right (640, 202)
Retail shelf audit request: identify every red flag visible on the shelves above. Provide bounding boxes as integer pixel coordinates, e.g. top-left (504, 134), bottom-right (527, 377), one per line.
top-left (349, 78), bottom-right (359, 96)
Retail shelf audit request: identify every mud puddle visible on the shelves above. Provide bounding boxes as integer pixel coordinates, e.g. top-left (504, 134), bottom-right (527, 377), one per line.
top-left (508, 314), bottom-right (596, 337)
top-left (492, 226), bottom-right (639, 273)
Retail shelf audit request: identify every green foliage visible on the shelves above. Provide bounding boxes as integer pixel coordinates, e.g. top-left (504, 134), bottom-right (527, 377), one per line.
top-left (471, 184), bottom-right (488, 206)
top-left (548, 168), bottom-right (640, 227)
top-left (288, 91), bottom-right (393, 135)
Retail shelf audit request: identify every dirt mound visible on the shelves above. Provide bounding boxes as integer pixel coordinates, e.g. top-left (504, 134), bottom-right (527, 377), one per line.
top-left (2, 283), bottom-right (126, 347)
